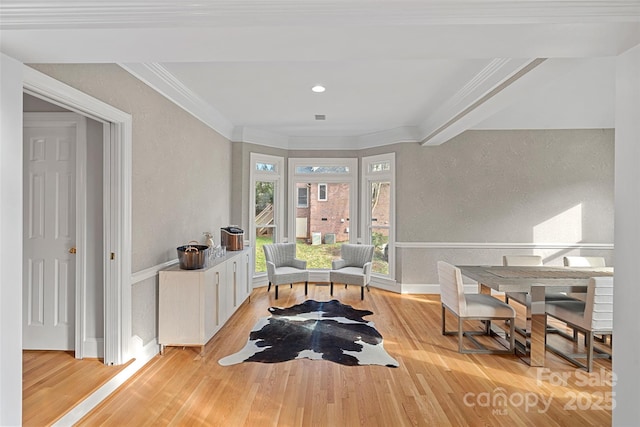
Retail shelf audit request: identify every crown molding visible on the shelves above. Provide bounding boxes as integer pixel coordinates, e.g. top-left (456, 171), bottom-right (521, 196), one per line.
top-left (2, 1), bottom-right (639, 29)
top-left (232, 127), bottom-right (290, 149)
top-left (236, 126), bottom-right (421, 151)
top-left (120, 63), bottom-right (235, 140)
top-left (120, 63), bottom-right (423, 150)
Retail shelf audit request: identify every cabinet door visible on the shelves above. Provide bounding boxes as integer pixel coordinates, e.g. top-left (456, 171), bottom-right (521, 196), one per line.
top-left (212, 264), bottom-right (226, 328)
top-left (226, 257), bottom-right (239, 311)
top-left (159, 272), bottom-right (202, 345)
top-left (203, 267), bottom-right (218, 341)
top-left (237, 252), bottom-right (249, 302)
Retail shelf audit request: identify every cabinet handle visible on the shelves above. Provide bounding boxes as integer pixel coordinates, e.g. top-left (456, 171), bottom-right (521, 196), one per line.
top-left (215, 272), bottom-right (220, 325)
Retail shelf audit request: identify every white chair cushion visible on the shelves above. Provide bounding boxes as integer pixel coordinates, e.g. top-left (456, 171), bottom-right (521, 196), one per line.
top-left (271, 266), bottom-right (309, 286)
top-left (330, 267), bottom-right (366, 286)
top-left (508, 291), bottom-right (579, 306)
top-left (546, 300), bottom-right (586, 327)
top-left (463, 294), bottom-right (516, 318)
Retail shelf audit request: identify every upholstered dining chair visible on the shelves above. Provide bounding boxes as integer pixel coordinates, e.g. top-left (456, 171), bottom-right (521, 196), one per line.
top-left (563, 256), bottom-right (606, 268)
top-left (502, 255), bottom-right (577, 337)
top-left (503, 255), bottom-right (544, 305)
top-left (437, 261), bottom-right (516, 354)
top-left (263, 243), bottom-right (309, 300)
top-left (545, 276), bottom-right (613, 372)
top-left (562, 256), bottom-right (606, 301)
top-left (329, 244), bottom-right (374, 300)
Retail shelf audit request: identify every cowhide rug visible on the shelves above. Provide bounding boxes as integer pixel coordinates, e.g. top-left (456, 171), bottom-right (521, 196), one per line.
top-left (218, 299), bottom-right (399, 367)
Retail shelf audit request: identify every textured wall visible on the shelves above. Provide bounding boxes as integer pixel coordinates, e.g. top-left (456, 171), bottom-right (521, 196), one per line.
top-left (391, 129), bottom-right (614, 285)
top-left (395, 129), bottom-right (614, 243)
top-left (241, 129), bottom-right (614, 287)
top-left (28, 64), bottom-right (232, 347)
top-left (29, 64), bottom-right (232, 271)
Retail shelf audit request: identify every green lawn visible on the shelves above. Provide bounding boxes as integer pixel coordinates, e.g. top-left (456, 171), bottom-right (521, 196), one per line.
top-left (255, 236), bottom-right (388, 274)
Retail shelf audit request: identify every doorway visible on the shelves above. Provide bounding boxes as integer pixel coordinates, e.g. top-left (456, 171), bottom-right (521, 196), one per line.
top-left (23, 107), bottom-right (105, 358)
top-left (23, 65), bottom-right (133, 366)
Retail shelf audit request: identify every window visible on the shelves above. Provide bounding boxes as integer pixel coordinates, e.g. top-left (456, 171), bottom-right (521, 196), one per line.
top-left (297, 186), bottom-right (309, 207)
top-left (289, 158), bottom-right (358, 269)
top-left (318, 183), bottom-right (327, 201)
top-left (369, 160), bottom-right (390, 172)
top-left (362, 153), bottom-right (395, 278)
top-left (256, 162), bottom-right (277, 172)
top-left (295, 166), bottom-right (349, 174)
top-left (250, 153), bottom-right (284, 277)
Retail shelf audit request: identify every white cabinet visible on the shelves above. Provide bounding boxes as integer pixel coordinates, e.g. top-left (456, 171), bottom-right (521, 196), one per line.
top-left (227, 251), bottom-right (250, 313)
top-left (158, 249), bottom-right (250, 354)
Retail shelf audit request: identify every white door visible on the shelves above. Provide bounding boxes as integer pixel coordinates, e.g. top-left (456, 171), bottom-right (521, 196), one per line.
top-left (23, 121), bottom-right (78, 350)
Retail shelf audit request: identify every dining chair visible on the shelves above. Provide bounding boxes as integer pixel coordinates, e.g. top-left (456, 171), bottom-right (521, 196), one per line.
top-left (562, 256), bottom-right (606, 301)
top-left (263, 243), bottom-right (309, 300)
top-left (329, 244), bottom-right (374, 300)
top-left (437, 261), bottom-right (516, 354)
top-left (545, 276), bottom-right (613, 372)
top-left (502, 255), bottom-right (577, 338)
top-left (503, 255), bottom-right (544, 306)
top-left (563, 256), bottom-right (606, 268)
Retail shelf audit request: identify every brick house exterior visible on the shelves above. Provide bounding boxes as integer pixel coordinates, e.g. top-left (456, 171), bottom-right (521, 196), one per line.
top-left (295, 181), bottom-right (391, 244)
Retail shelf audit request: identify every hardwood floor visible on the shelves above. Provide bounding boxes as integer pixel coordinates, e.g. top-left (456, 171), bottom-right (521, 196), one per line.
top-left (25, 285), bottom-right (613, 426)
top-left (22, 351), bottom-right (127, 426)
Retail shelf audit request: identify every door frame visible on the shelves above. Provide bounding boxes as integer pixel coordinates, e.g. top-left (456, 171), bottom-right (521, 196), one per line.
top-left (23, 112), bottom-right (87, 356)
top-left (23, 66), bottom-right (133, 366)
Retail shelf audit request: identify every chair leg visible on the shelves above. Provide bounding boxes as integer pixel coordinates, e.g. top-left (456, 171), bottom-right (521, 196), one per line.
top-left (267, 282), bottom-right (271, 292)
top-left (361, 286), bottom-right (364, 300)
top-left (330, 282), bottom-right (334, 296)
top-left (290, 283), bottom-right (293, 288)
top-left (509, 316), bottom-right (515, 353)
top-left (458, 317), bottom-right (464, 353)
top-left (305, 281), bottom-right (308, 295)
top-left (441, 305), bottom-right (446, 335)
top-left (586, 332), bottom-right (594, 373)
top-left (275, 285), bottom-right (278, 300)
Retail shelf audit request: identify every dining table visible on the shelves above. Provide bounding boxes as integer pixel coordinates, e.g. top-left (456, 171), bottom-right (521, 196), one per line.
top-left (456, 264), bottom-right (614, 367)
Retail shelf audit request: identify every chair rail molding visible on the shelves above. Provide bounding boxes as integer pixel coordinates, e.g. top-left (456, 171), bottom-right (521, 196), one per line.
top-left (395, 242), bottom-right (614, 250)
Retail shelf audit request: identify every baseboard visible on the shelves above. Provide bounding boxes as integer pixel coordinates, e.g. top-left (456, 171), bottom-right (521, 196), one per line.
top-left (83, 338), bottom-right (104, 359)
top-left (370, 281), bottom-right (400, 293)
top-left (400, 284), bottom-right (481, 294)
top-left (53, 337), bottom-right (159, 427)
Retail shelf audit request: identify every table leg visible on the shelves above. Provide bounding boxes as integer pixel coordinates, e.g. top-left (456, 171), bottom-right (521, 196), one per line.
top-left (529, 285), bottom-right (546, 367)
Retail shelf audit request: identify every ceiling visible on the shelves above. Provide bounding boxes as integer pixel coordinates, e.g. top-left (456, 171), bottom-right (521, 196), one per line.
top-left (1, 1), bottom-right (639, 150)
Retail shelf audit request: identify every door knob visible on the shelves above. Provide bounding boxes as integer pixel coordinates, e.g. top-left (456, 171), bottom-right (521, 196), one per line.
top-left (69, 247), bottom-right (77, 254)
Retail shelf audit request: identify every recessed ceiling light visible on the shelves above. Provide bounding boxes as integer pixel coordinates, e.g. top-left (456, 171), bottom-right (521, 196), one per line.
top-left (311, 85), bottom-right (326, 93)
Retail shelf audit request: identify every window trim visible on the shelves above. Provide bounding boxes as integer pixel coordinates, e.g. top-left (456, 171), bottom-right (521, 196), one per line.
top-left (288, 158), bottom-right (358, 245)
top-left (362, 153), bottom-right (395, 280)
top-left (250, 153), bottom-right (285, 279)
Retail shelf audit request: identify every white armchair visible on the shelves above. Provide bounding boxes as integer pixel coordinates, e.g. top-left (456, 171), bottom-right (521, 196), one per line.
top-left (329, 244), bottom-right (374, 300)
top-left (263, 243), bottom-right (309, 300)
